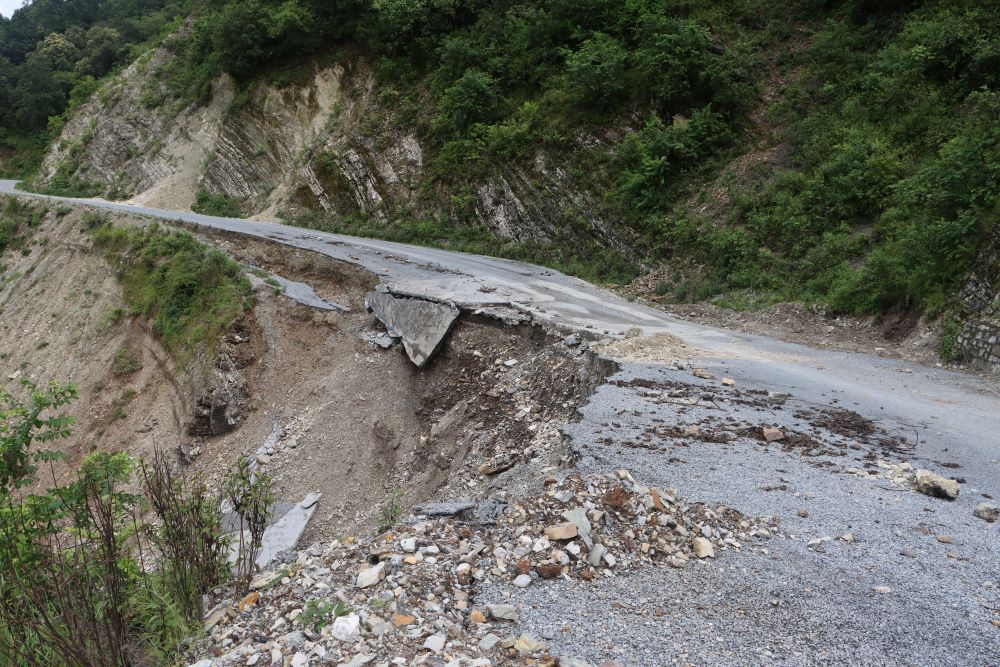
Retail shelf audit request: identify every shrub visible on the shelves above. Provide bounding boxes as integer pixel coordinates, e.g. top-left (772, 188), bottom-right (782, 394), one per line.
top-left (0, 379), bottom-right (262, 666)
top-left (224, 457), bottom-right (274, 594)
top-left (91, 222), bottom-right (253, 358)
top-left (112, 347), bottom-right (141, 376)
top-left (298, 599), bottom-right (349, 633)
top-left (192, 189), bottom-right (246, 218)
top-left (141, 450), bottom-right (229, 621)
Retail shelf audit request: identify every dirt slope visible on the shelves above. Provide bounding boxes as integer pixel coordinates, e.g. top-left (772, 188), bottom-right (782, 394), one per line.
top-left (0, 208), bottom-right (188, 488)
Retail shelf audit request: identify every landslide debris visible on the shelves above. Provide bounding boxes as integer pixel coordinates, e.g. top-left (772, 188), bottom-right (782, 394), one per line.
top-left (185, 469), bottom-right (777, 667)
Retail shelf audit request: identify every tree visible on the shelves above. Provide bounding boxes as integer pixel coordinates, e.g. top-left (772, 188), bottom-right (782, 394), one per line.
top-left (0, 380), bottom-right (77, 496)
top-left (564, 32), bottom-right (630, 109)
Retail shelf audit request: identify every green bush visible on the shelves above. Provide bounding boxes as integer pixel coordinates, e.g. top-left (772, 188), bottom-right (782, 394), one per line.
top-left (0, 197), bottom-right (46, 256)
top-left (0, 381), bottom-right (259, 666)
top-left (112, 347), bottom-right (141, 376)
top-left (192, 189), bottom-right (246, 218)
top-left (91, 222), bottom-right (253, 358)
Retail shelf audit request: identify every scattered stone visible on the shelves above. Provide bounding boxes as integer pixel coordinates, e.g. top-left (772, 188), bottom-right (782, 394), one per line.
top-left (361, 330), bottom-right (396, 349)
top-left (330, 614), bottom-right (361, 642)
top-left (184, 471), bottom-right (775, 667)
top-left (562, 507), bottom-right (593, 547)
top-left (544, 522), bottom-right (578, 541)
top-left (203, 603), bottom-right (231, 631)
top-left (423, 633), bottom-right (446, 653)
top-left (937, 535), bottom-right (953, 544)
top-left (390, 613), bottom-right (415, 627)
top-left (767, 392), bottom-right (790, 405)
top-left (356, 562), bottom-right (385, 588)
top-left (478, 459), bottom-right (516, 475)
top-left (692, 369), bottom-right (715, 380)
top-left (415, 500), bottom-right (475, 516)
top-left (763, 427), bottom-right (785, 443)
top-left (692, 537), bottom-right (715, 559)
top-left (536, 562), bottom-right (562, 579)
top-left (238, 591), bottom-right (259, 612)
top-left (721, 377), bottom-right (735, 387)
top-left (914, 469), bottom-right (960, 500)
top-left (973, 502), bottom-right (999, 523)
top-left (487, 604), bottom-right (518, 621)
top-left (797, 509), bottom-right (809, 518)
top-left (514, 635), bottom-right (543, 653)
top-left (873, 586), bottom-right (891, 594)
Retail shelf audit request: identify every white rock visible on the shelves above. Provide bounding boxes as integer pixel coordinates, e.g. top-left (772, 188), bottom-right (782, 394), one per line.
top-left (423, 632), bottom-right (447, 653)
top-left (692, 537), bottom-right (715, 558)
top-left (974, 502), bottom-right (999, 523)
top-left (513, 574), bottom-right (531, 588)
top-left (356, 562), bottom-right (385, 588)
top-left (487, 604), bottom-right (518, 621)
top-left (914, 469), bottom-right (959, 500)
top-left (330, 613), bottom-right (361, 642)
top-left (290, 653), bottom-right (308, 667)
top-left (401, 537), bottom-right (417, 552)
top-left (586, 543), bottom-right (606, 567)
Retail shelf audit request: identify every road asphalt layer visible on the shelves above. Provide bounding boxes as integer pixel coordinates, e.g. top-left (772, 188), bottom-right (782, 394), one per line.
top-left (3, 180), bottom-right (998, 665)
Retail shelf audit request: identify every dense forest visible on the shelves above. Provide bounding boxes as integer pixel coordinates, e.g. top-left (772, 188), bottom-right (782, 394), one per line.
top-left (0, 0), bottom-right (188, 171)
top-left (3, 0), bottom-right (999, 318)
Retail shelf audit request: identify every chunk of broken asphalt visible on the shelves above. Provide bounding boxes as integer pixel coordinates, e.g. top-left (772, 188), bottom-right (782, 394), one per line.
top-left (365, 291), bottom-right (459, 367)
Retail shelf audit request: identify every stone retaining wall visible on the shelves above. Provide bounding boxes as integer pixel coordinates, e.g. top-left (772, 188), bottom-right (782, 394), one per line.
top-left (956, 278), bottom-right (1000, 371)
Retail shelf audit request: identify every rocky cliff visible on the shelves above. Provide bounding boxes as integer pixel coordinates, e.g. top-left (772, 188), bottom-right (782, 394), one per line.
top-left (34, 48), bottom-right (629, 252)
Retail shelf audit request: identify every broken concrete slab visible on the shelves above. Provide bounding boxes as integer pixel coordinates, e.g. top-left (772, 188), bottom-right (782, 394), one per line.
top-left (226, 492), bottom-right (322, 569)
top-left (221, 500), bottom-right (295, 533)
top-left (415, 500), bottom-right (476, 516)
top-left (365, 291), bottom-right (459, 367)
top-left (247, 272), bottom-right (349, 312)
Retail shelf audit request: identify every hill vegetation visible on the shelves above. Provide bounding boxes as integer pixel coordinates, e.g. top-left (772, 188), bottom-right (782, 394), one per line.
top-left (4, 0), bottom-right (1000, 318)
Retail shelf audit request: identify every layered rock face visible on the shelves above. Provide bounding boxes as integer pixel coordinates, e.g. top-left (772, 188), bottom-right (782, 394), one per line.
top-left (35, 52), bottom-right (628, 251)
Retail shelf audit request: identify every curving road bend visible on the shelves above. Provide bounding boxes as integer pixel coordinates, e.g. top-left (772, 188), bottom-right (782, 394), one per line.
top-left (3, 179), bottom-right (996, 487)
top-left (4, 179), bottom-right (999, 664)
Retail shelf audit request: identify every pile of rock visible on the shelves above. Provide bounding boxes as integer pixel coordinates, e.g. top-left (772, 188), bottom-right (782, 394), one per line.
top-left (849, 461), bottom-right (961, 500)
top-left (188, 520), bottom-right (543, 666)
top-left (186, 471), bottom-right (777, 666)
top-left (486, 470), bottom-right (778, 581)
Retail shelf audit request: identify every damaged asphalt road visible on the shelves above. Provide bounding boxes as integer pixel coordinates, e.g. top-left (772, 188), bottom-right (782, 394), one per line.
top-left (3, 181), bottom-right (999, 665)
top-left (3, 180), bottom-right (996, 489)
